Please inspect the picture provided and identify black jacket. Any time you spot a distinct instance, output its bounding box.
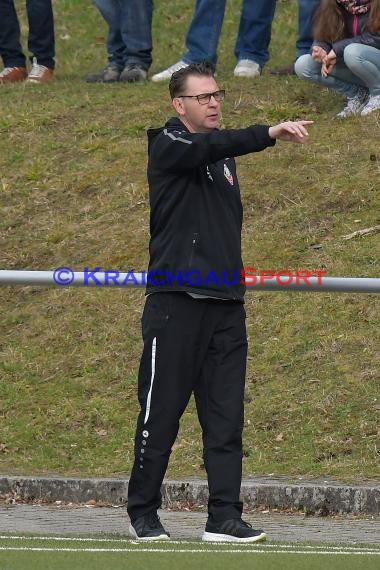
[146,117,275,301]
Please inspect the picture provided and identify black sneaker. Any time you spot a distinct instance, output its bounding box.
[270,63,295,76]
[119,64,147,83]
[85,62,121,83]
[129,512,170,541]
[202,518,266,543]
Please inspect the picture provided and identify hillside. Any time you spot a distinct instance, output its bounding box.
[0,0,379,481]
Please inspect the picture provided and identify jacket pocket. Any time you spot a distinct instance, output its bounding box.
[142,295,171,337]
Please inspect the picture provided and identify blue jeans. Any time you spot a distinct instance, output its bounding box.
[296,0,320,58]
[295,44,380,98]
[183,0,276,68]
[95,0,153,70]
[0,0,55,68]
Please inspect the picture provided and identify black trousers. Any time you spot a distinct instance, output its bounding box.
[127,292,247,523]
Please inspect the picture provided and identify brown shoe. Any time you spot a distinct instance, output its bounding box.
[26,57,54,83]
[0,66,28,84]
[270,64,295,76]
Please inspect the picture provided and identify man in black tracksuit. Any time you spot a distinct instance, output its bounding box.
[127,62,312,542]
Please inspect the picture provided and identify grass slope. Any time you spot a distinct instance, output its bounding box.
[0,0,379,481]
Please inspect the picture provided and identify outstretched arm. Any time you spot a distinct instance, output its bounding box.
[268,120,314,143]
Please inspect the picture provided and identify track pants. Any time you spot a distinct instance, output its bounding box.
[127,292,247,523]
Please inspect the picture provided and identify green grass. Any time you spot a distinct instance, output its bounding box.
[0,537,379,570]
[0,0,379,482]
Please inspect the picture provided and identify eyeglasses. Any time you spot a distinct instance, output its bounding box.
[178,90,225,105]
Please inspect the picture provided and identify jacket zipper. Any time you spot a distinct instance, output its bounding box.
[188,232,199,267]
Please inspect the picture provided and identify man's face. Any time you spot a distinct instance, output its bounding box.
[172,74,222,133]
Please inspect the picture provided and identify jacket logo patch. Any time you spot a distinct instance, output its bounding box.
[224,163,234,186]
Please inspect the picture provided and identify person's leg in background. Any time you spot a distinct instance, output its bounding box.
[26,0,55,83]
[86,0,125,83]
[118,0,153,82]
[234,0,276,78]
[271,0,320,76]
[151,0,226,82]
[183,0,226,66]
[342,43,380,116]
[296,0,320,58]
[0,0,28,83]
[294,52,369,118]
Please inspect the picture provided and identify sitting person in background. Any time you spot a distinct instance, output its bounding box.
[86,0,153,83]
[0,0,55,84]
[295,0,380,117]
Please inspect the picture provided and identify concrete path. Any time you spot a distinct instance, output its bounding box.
[1,504,379,545]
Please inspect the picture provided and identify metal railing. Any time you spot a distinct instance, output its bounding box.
[0,270,379,293]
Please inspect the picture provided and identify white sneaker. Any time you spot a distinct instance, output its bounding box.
[26,57,54,83]
[234,59,261,78]
[361,94,380,116]
[151,60,188,82]
[336,87,369,118]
